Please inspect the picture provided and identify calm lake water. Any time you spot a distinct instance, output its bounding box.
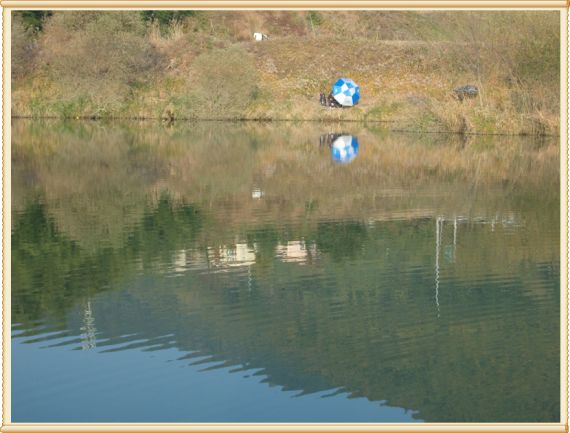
[11,120,560,422]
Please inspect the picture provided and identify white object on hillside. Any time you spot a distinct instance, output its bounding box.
[253,32,269,41]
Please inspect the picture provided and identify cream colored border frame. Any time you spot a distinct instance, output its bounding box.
[0,2,567,432]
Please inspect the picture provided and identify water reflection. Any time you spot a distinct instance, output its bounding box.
[319,132,359,164]
[79,300,97,350]
[331,135,359,164]
[11,120,560,422]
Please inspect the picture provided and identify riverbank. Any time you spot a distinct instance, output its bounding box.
[12,11,560,136]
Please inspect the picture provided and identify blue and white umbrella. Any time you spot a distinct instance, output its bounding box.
[332,78,360,107]
[331,135,359,164]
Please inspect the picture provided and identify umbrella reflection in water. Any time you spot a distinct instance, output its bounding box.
[331,135,359,164]
[319,133,359,164]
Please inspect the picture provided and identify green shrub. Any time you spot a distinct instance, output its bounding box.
[306,11,324,28]
[13,11,52,31]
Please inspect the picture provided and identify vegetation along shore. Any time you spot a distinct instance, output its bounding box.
[12,11,560,135]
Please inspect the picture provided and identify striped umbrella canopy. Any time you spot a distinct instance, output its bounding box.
[331,135,359,164]
[332,78,360,107]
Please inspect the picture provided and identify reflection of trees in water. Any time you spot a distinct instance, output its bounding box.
[12,120,559,245]
[316,221,368,261]
[14,197,556,323]
[11,196,560,422]
[11,121,560,422]
[12,197,204,328]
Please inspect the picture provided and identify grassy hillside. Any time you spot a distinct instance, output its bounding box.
[11,11,560,135]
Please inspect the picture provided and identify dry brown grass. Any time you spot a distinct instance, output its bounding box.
[11,11,560,135]
[11,16,38,80]
[35,12,161,113]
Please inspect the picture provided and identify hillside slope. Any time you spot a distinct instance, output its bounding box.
[11,11,560,135]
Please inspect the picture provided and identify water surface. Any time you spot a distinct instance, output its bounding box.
[11,120,560,422]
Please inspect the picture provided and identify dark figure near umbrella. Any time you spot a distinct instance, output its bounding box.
[454,85,479,101]
[319,132,347,147]
[328,93,342,107]
[320,92,342,108]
